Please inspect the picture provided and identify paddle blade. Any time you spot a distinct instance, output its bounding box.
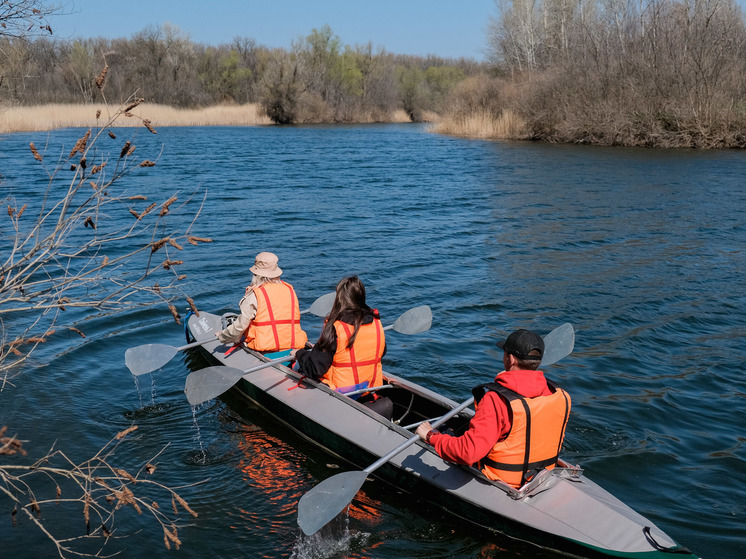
[297,470,368,536]
[184,366,246,406]
[306,292,335,317]
[541,323,575,367]
[125,344,179,376]
[389,305,432,335]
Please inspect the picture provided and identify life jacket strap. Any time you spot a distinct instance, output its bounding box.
[480,455,559,472]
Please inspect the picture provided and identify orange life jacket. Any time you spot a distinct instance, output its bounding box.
[473,380,571,488]
[321,315,385,392]
[244,281,308,352]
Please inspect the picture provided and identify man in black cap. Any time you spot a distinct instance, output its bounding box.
[417,329,571,488]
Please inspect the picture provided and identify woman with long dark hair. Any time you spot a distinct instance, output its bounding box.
[293,276,386,393]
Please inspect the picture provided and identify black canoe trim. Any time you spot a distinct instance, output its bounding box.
[643,527,694,554]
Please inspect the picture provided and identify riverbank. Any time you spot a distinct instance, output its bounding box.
[0,103,272,133]
[0,103,421,133]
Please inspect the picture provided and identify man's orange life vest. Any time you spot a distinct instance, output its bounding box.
[472,380,571,488]
[321,316,385,392]
[244,281,308,352]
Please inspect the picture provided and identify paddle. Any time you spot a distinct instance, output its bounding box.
[183,305,434,407]
[296,323,575,536]
[383,305,431,334]
[124,291,336,376]
[184,354,296,406]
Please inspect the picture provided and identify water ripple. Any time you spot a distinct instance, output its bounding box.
[3,125,745,558]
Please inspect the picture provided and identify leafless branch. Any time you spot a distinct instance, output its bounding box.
[0,425,200,557]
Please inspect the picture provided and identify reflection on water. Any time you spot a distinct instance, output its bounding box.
[2,124,744,558]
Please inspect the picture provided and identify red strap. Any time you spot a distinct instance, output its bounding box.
[287,282,296,350]
[341,322,361,385]
[224,344,241,357]
[288,374,306,390]
[372,318,382,386]
[257,285,280,352]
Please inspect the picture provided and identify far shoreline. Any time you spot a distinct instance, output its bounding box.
[0,102,425,134]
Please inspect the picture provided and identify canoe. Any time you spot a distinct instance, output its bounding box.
[184,310,697,559]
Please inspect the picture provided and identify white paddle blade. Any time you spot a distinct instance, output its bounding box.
[306,292,336,317]
[389,305,432,335]
[297,470,368,536]
[184,366,246,406]
[125,344,178,376]
[541,323,575,367]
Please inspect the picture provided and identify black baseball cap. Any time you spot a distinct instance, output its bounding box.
[497,329,544,361]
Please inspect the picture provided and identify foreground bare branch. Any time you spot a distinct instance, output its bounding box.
[1,82,212,381]
[1,425,199,558]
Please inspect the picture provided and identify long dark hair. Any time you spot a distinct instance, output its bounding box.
[315,276,369,352]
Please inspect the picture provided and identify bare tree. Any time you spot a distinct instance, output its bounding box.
[489,0,545,73]
[260,48,300,124]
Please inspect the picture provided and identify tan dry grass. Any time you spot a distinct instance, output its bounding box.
[430,109,528,140]
[390,109,412,123]
[0,103,272,133]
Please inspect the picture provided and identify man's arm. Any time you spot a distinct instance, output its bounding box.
[419,392,506,466]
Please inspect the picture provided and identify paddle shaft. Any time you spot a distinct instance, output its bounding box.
[235,353,295,376]
[363,396,475,475]
[401,416,444,430]
[176,336,217,352]
[340,384,391,398]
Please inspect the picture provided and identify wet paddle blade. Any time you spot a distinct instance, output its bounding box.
[184,366,246,406]
[297,470,368,536]
[541,323,575,367]
[125,344,179,376]
[388,305,432,335]
[306,292,335,317]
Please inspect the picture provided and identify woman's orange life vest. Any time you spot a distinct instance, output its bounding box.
[472,380,571,488]
[244,281,308,352]
[321,315,385,392]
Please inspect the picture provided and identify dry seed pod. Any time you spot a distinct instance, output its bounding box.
[95,65,108,89]
[29,142,42,161]
[187,236,213,245]
[119,141,131,159]
[169,304,182,324]
[124,98,144,112]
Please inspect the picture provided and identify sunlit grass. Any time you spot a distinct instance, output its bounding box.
[430,109,527,140]
[0,103,273,133]
[0,103,448,133]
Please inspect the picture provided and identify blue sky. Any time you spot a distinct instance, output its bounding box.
[52,0,497,61]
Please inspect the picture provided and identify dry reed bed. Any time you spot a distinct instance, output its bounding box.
[430,109,527,140]
[0,103,273,133]
[1,104,435,134]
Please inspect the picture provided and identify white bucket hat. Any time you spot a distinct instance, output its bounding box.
[250,252,282,278]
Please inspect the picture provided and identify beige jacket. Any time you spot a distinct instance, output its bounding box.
[217,288,258,344]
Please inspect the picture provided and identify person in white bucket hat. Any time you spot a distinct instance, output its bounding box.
[217,252,307,352]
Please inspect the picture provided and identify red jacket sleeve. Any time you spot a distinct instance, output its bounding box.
[430,392,509,466]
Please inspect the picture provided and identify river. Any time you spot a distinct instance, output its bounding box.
[1,123,744,558]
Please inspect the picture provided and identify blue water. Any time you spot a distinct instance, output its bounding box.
[1,124,745,558]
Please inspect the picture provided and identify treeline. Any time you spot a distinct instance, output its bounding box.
[0,23,484,124]
[438,0,746,148]
[4,1,745,148]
